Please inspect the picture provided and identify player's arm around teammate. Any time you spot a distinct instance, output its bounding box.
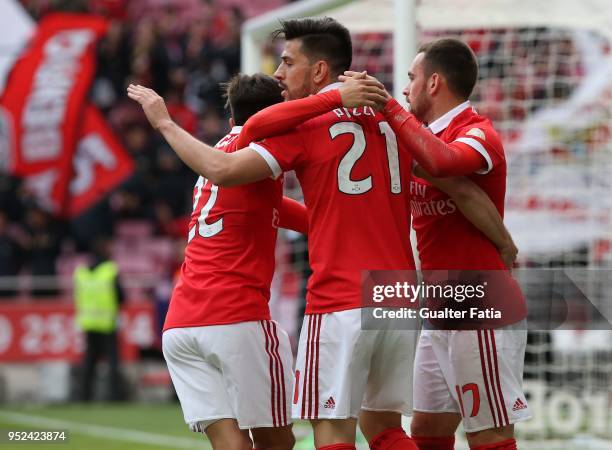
[338,74,518,268]
[413,166,518,268]
[127,76,386,187]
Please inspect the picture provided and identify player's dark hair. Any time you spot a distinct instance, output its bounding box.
[418,38,478,100]
[222,73,283,126]
[273,17,352,76]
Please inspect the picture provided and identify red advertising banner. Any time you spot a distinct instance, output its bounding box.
[68,106,134,217]
[0,13,132,217]
[0,301,155,363]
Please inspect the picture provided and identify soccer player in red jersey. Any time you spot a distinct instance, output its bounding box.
[129,20,519,450]
[150,74,310,450]
[343,39,531,450]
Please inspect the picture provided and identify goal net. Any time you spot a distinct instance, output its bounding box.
[243,0,612,447]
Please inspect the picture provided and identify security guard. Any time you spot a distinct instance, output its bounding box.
[74,236,124,401]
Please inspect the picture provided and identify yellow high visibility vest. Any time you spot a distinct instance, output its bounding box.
[74,261,119,333]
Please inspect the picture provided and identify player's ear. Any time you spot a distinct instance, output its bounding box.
[313,60,329,85]
[428,72,442,95]
[229,117,235,128]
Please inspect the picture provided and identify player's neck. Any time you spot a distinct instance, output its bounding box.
[313,77,337,95]
[426,96,465,125]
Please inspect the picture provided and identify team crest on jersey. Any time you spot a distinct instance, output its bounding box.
[466,128,486,140]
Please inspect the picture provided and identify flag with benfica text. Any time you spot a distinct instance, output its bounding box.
[0,13,133,217]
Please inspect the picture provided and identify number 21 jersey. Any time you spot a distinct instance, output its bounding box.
[250,84,415,315]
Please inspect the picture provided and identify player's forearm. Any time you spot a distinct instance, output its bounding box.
[278,197,308,235]
[427,172,514,253]
[157,121,231,185]
[236,90,342,148]
[382,98,482,177]
[454,190,513,252]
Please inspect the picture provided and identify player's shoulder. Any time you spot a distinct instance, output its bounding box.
[214,131,241,153]
[453,109,502,148]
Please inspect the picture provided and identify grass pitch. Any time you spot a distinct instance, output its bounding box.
[2,403,608,450]
[0,403,209,450]
[0,403,334,450]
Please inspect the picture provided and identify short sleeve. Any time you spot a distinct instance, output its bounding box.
[248,129,308,178]
[452,125,504,175]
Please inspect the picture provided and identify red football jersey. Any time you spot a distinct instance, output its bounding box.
[411,102,526,326]
[250,83,416,315]
[410,102,508,270]
[163,126,283,330]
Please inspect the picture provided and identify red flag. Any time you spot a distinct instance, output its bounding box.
[68,105,134,217]
[0,14,116,216]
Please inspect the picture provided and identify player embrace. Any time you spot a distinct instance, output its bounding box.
[343,38,531,450]
[130,17,528,450]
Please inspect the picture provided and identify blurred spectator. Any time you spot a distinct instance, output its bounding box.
[153,200,189,238]
[198,108,227,143]
[131,18,170,94]
[23,207,62,297]
[93,20,131,110]
[73,236,125,401]
[0,212,25,298]
[0,175,24,222]
[152,146,194,217]
[165,70,198,134]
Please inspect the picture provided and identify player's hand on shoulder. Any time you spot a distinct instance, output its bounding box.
[338,70,390,110]
[127,84,173,131]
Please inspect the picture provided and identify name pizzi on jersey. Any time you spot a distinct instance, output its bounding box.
[332,106,376,118]
[409,179,457,217]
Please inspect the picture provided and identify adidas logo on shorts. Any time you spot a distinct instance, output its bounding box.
[512,398,528,411]
[324,397,336,409]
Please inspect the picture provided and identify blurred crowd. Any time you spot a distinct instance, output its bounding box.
[0,1,586,299]
[0,0,290,297]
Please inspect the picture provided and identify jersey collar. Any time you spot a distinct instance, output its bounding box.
[318,82,343,94]
[427,101,472,135]
[230,126,243,134]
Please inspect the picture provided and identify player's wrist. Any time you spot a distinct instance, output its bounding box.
[382,98,412,128]
[325,88,343,107]
[381,97,402,116]
[156,118,175,133]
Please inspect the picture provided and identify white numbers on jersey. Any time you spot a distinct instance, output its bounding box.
[378,121,402,194]
[188,176,223,242]
[331,121,402,195]
[332,122,372,194]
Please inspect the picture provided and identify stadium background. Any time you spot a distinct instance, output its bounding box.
[0,0,611,448]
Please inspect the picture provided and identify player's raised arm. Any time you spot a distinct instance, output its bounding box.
[414,165,518,268]
[127,84,271,187]
[236,75,388,148]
